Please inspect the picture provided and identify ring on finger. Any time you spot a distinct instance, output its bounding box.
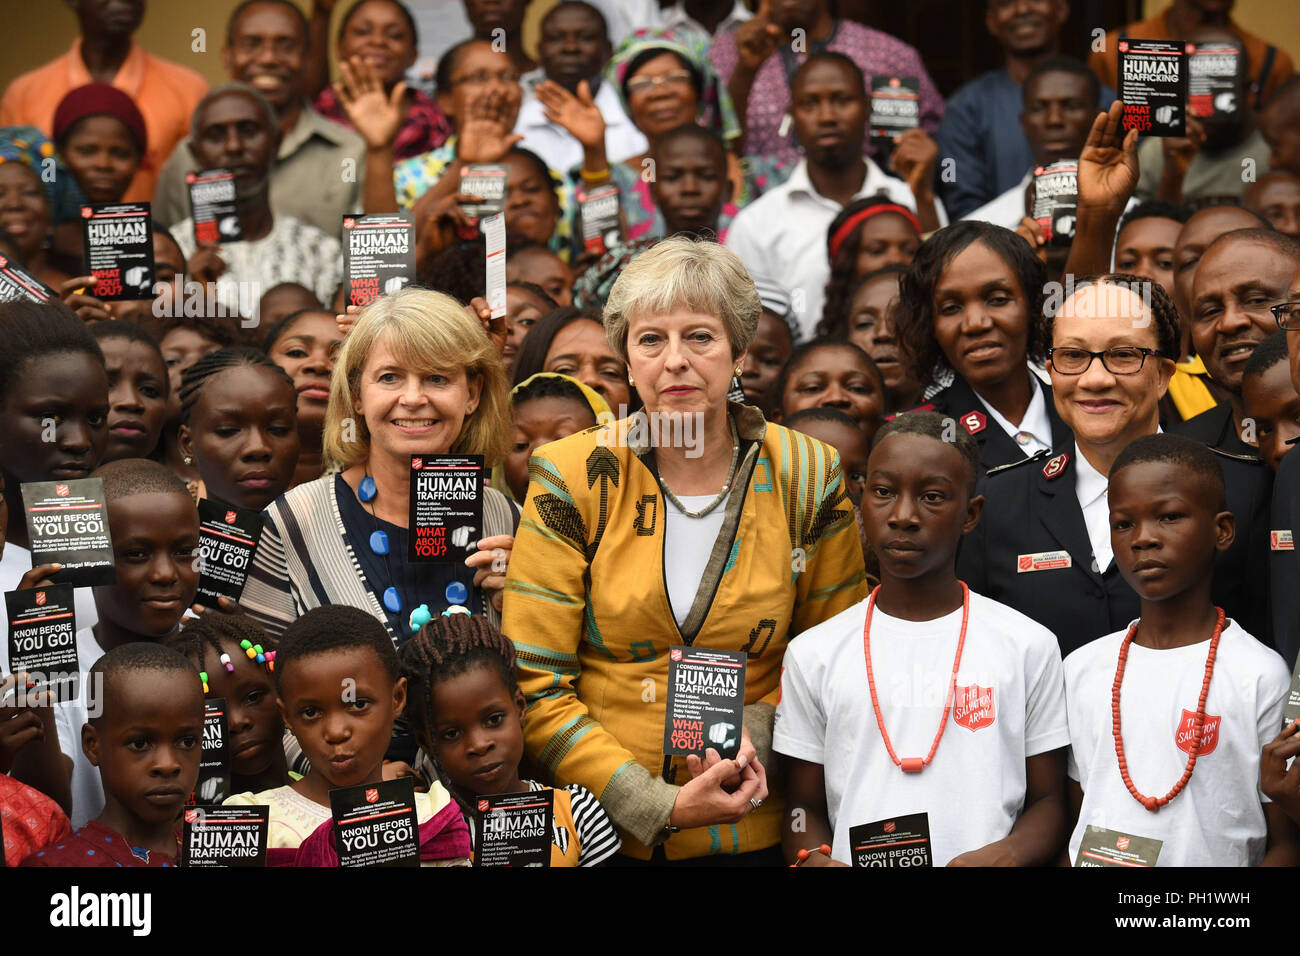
[749,797,763,811]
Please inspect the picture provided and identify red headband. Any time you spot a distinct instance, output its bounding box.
[828,203,921,261]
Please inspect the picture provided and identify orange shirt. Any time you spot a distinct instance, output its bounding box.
[0,39,209,203]
[1089,8,1294,109]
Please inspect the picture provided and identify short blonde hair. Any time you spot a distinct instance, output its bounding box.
[603,236,760,362]
[322,288,511,469]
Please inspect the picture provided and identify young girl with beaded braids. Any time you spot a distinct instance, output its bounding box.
[176,348,301,511]
[164,612,296,796]
[399,613,621,866]
[1064,435,1298,866]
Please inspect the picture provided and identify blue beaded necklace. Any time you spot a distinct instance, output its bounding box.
[358,473,471,622]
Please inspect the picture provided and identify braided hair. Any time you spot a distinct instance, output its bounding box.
[398,614,520,772]
[163,611,277,674]
[177,346,295,425]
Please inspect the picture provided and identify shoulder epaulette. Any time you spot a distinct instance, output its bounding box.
[985,448,1050,477]
[1210,446,1264,465]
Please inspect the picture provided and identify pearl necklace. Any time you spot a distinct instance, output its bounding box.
[657,416,740,519]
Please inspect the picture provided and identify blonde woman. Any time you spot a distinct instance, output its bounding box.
[242,288,516,643]
[502,237,869,865]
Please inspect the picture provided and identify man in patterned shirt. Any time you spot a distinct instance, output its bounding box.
[170,84,343,325]
[710,0,942,168]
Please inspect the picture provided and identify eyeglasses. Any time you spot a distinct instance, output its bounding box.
[1272,301,1300,331]
[1047,346,1161,375]
[626,71,692,96]
[451,69,521,88]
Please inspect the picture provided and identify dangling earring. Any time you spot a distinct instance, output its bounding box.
[184,456,193,466]
[734,367,743,376]
[628,374,635,386]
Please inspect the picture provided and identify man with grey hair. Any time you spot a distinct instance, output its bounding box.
[150,0,365,235]
[170,82,343,323]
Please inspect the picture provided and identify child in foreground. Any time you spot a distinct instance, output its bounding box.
[22,643,204,867]
[1065,434,1298,866]
[775,411,1069,866]
[224,605,470,866]
[399,613,620,866]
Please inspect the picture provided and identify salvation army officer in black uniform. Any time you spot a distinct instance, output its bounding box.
[958,274,1270,657]
[895,221,1073,473]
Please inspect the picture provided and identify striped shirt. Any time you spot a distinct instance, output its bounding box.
[241,473,517,644]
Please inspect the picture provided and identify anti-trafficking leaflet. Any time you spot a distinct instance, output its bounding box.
[475,790,554,867]
[80,201,155,300]
[1118,39,1188,137]
[408,455,484,563]
[5,582,78,702]
[343,213,415,307]
[196,498,263,604]
[663,646,746,760]
[21,478,116,587]
[182,805,268,867]
[850,812,932,867]
[329,777,420,867]
[186,169,243,245]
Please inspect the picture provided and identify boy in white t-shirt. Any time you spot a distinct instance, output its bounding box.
[1065,434,1298,866]
[775,411,1070,867]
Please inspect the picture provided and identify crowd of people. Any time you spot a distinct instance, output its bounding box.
[2,0,1300,870]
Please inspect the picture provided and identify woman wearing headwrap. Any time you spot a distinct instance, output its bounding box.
[47,84,148,276]
[0,127,77,289]
[534,28,791,253]
[52,84,147,208]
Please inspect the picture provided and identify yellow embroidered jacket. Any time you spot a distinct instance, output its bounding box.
[501,404,868,860]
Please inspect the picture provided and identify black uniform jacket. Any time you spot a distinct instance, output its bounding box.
[907,374,1074,474]
[1171,401,1257,457]
[1269,446,1298,669]
[957,444,1272,658]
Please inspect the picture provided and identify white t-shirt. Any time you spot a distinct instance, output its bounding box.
[774,591,1069,865]
[0,542,98,675]
[52,626,107,829]
[663,491,729,628]
[1065,619,1290,867]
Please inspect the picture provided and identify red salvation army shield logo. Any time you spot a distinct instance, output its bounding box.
[670,648,682,661]
[1018,555,1033,571]
[952,685,996,731]
[477,799,490,812]
[225,511,237,524]
[34,591,46,606]
[1175,709,1220,756]
[883,821,897,834]
[411,458,423,470]
[1116,836,1130,850]
[55,484,70,497]
[344,217,355,229]
[365,788,379,803]
[961,410,986,434]
[185,809,200,823]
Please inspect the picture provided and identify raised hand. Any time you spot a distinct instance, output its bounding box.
[338,55,407,150]
[1077,100,1140,214]
[459,89,524,164]
[58,275,113,322]
[534,79,606,149]
[890,129,939,198]
[734,0,782,73]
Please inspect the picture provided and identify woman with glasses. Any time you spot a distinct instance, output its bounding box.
[894,221,1073,473]
[533,28,791,252]
[387,40,591,259]
[956,274,1271,657]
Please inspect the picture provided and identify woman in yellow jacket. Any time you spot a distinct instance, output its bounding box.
[501,238,869,865]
